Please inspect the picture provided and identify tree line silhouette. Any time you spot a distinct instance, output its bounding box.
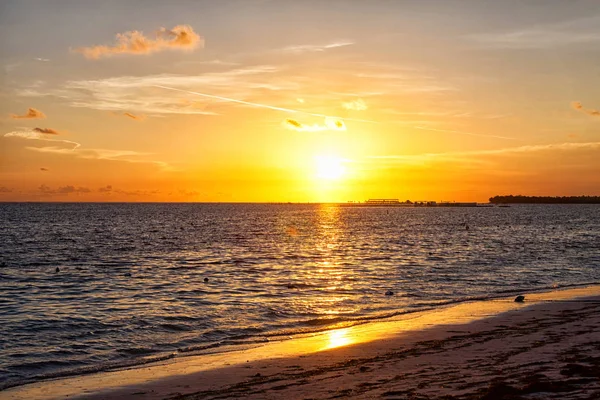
[489,195,600,204]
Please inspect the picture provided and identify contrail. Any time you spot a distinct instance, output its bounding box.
[152,84,378,124]
[153,85,517,140]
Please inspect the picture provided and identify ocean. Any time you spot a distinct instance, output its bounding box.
[1,203,599,389]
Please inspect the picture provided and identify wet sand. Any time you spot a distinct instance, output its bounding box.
[2,286,600,400]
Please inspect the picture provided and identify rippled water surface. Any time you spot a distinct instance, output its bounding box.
[1,203,599,388]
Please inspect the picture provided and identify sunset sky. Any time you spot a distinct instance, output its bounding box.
[1,0,599,202]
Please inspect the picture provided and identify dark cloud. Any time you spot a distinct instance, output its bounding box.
[98,185,113,193]
[123,112,146,121]
[33,127,61,135]
[179,189,202,197]
[0,186,13,193]
[38,184,91,195]
[57,185,91,194]
[285,118,303,129]
[114,188,160,196]
[38,184,53,193]
[40,167,49,171]
[11,108,46,119]
[282,117,346,132]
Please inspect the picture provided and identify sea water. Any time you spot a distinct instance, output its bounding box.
[1,203,599,388]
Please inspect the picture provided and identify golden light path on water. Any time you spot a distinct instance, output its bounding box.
[323,328,354,350]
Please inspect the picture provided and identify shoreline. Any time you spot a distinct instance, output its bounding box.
[4,282,597,392]
[2,285,600,400]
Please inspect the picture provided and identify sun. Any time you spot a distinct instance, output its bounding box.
[314,155,346,180]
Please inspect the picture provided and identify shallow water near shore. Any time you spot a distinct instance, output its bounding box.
[1,203,599,389]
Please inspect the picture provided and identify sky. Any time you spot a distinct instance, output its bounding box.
[1,0,599,202]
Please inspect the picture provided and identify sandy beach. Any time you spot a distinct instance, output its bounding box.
[2,285,599,400]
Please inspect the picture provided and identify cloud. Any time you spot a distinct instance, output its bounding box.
[4,130,80,148]
[283,117,346,132]
[179,189,203,197]
[58,185,91,194]
[113,188,160,196]
[74,25,203,59]
[572,101,600,117]
[98,185,113,193]
[342,98,368,111]
[155,85,374,123]
[123,112,146,121]
[468,28,600,49]
[0,187,13,193]
[34,57,50,62]
[369,141,600,165]
[11,108,46,119]
[413,126,517,141]
[19,66,289,116]
[33,127,60,135]
[325,117,346,130]
[40,167,49,171]
[4,129,172,170]
[467,15,600,49]
[38,184,91,195]
[281,41,354,53]
[27,146,174,171]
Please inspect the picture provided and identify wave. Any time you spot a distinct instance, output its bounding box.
[2,280,597,392]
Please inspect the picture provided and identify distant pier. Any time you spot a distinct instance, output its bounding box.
[340,199,483,207]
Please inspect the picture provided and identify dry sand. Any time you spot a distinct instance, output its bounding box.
[2,286,599,400]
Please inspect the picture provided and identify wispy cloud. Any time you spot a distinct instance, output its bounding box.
[283,117,346,132]
[468,16,600,49]
[4,130,80,148]
[33,127,60,135]
[369,142,600,165]
[4,129,172,170]
[0,187,13,193]
[34,57,50,62]
[342,98,367,111]
[413,126,517,141]
[19,66,290,116]
[281,41,354,53]
[73,25,203,59]
[572,101,600,117]
[470,30,600,49]
[40,167,49,172]
[10,108,46,119]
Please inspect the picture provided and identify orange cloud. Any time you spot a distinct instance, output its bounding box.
[74,25,203,59]
[40,167,49,172]
[572,101,600,117]
[123,112,146,121]
[11,108,46,119]
[33,127,60,135]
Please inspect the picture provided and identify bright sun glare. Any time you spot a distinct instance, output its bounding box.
[314,155,346,180]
